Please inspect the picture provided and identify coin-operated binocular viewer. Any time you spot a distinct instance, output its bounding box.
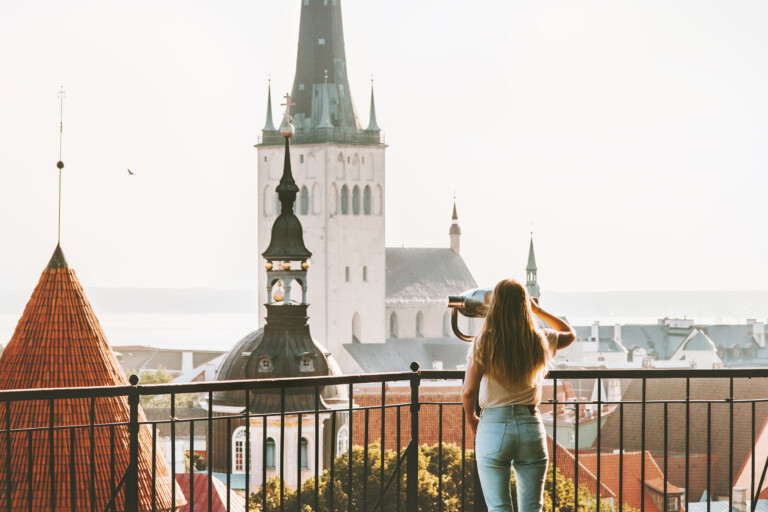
[446,288,492,341]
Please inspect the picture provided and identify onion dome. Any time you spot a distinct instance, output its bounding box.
[215,325,346,412]
[0,245,184,511]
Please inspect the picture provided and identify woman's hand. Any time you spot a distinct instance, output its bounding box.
[466,412,480,436]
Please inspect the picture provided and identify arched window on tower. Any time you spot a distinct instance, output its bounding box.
[345,266,350,282]
[362,266,368,282]
[300,438,309,469]
[300,186,309,215]
[416,311,424,338]
[266,438,276,469]
[233,427,246,473]
[352,312,361,343]
[389,312,398,339]
[329,183,338,215]
[363,186,371,215]
[341,185,349,214]
[375,185,383,215]
[352,186,361,215]
[337,153,345,179]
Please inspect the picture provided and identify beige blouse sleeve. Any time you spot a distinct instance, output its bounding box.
[542,328,559,356]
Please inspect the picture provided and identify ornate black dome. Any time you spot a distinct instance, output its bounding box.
[215,324,346,411]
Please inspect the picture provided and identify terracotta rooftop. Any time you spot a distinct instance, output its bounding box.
[0,245,184,511]
[579,451,676,512]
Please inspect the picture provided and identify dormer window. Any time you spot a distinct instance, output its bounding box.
[258,356,274,373]
[300,355,315,373]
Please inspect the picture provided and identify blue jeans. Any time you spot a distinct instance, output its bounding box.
[475,405,548,512]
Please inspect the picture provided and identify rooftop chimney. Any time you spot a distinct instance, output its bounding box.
[591,321,600,341]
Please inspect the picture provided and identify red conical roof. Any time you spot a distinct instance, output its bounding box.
[0,245,184,511]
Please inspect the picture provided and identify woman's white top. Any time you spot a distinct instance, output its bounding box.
[469,329,559,408]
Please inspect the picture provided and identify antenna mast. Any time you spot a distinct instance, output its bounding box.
[57,87,65,244]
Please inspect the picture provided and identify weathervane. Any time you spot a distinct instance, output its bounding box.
[57,86,66,245]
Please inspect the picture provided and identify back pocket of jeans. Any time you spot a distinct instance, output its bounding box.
[518,419,547,460]
[476,422,506,456]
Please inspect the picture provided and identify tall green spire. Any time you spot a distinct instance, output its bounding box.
[366,83,380,132]
[263,80,276,132]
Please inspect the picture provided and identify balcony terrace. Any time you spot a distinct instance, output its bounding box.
[0,367,766,512]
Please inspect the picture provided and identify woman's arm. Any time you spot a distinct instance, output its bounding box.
[531,300,576,350]
[462,354,483,435]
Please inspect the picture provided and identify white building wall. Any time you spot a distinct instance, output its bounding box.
[258,143,386,373]
[246,415,326,492]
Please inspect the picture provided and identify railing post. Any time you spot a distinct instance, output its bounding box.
[407,362,420,512]
[126,374,140,512]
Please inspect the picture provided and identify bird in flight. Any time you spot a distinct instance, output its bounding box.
[127,168,134,175]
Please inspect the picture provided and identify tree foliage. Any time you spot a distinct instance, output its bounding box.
[249,442,631,512]
[124,365,200,407]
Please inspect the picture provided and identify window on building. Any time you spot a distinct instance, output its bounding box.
[300,438,309,469]
[329,183,338,214]
[389,312,398,339]
[352,186,360,215]
[352,313,361,343]
[375,185,383,215]
[667,497,679,512]
[233,427,246,473]
[300,186,309,215]
[299,154,304,163]
[336,426,349,455]
[341,185,349,214]
[362,266,368,282]
[345,266,350,282]
[416,311,424,337]
[363,186,371,215]
[266,438,276,468]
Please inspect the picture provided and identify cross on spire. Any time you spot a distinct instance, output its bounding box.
[281,93,295,112]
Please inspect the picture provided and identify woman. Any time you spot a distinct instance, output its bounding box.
[462,279,575,512]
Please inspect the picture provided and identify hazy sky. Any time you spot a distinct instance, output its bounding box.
[2,1,768,293]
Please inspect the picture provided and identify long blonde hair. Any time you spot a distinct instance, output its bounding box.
[474,279,551,388]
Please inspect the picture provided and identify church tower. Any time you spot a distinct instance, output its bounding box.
[526,235,541,301]
[449,199,461,254]
[257,0,386,372]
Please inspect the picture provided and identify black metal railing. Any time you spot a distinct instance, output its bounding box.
[0,367,767,512]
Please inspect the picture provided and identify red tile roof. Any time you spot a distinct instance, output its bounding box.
[579,451,680,512]
[352,384,614,498]
[0,246,184,511]
[597,377,768,497]
[175,473,245,512]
